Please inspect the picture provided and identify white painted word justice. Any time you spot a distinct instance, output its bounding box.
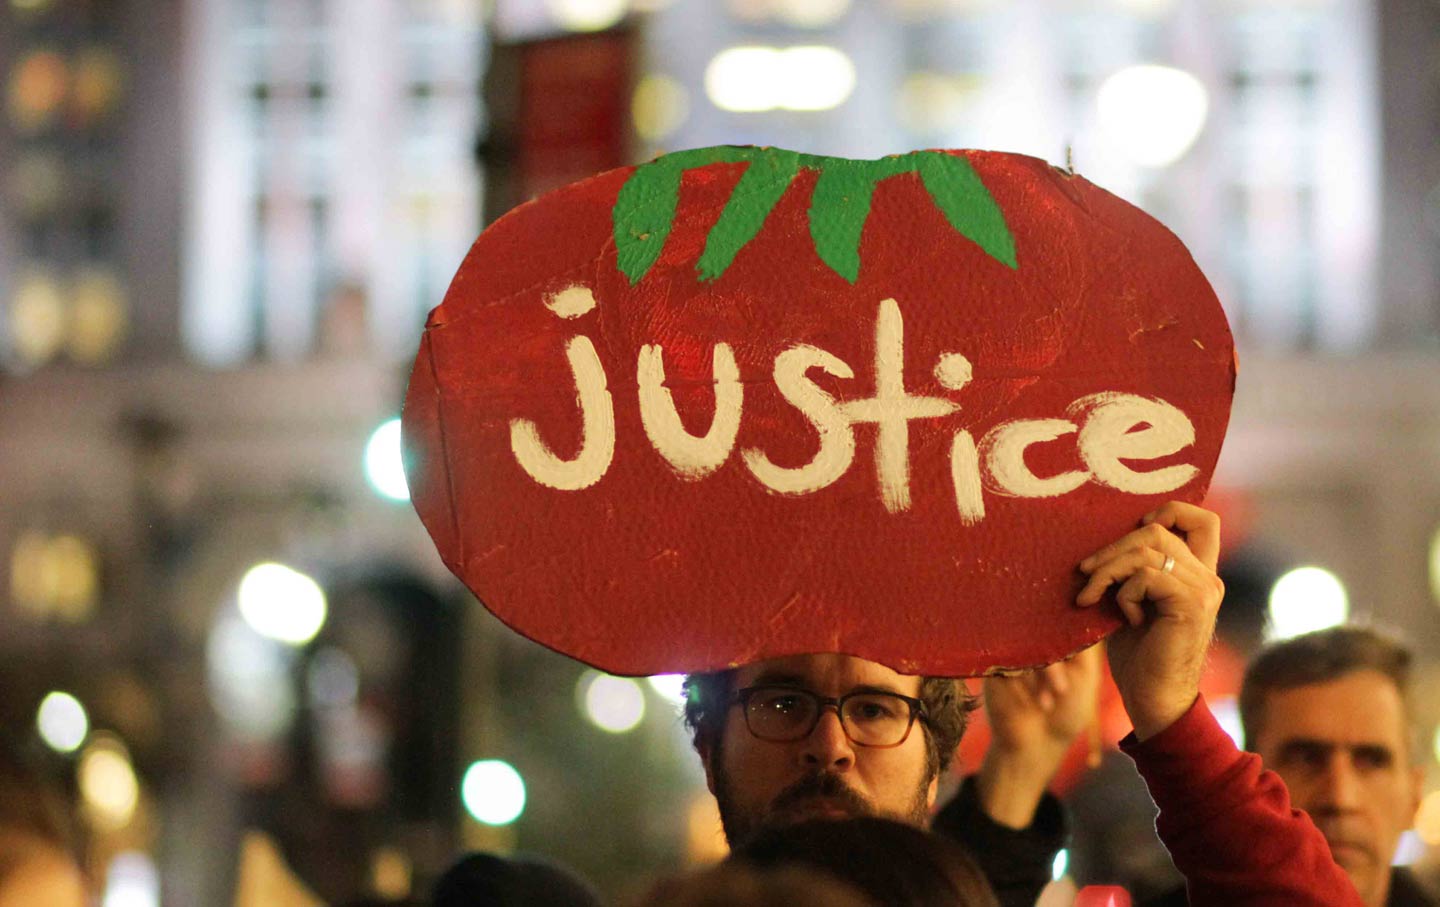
[508,284,1199,523]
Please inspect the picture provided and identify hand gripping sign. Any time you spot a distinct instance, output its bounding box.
[402,147,1235,677]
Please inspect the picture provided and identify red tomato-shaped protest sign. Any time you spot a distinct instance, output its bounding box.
[403,147,1235,677]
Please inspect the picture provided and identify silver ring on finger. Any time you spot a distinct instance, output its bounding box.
[1160,554,1176,575]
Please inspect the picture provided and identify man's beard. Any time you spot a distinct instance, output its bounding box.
[712,761,933,847]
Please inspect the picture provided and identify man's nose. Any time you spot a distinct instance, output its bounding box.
[799,706,855,770]
[1316,754,1361,810]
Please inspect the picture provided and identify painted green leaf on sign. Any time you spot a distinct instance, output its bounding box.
[696,149,800,282]
[916,152,1018,270]
[808,160,879,285]
[612,147,1018,286]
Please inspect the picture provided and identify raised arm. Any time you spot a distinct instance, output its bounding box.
[1078,502,1363,907]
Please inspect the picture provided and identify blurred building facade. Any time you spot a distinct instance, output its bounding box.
[2,0,1439,903]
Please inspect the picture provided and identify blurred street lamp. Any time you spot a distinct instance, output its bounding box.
[579,671,645,733]
[238,562,327,645]
[462,759,526,826]
[37,690,89,753]
[365,418,410,502]
[78,733,140,832]
[705,45,855,113]
[1097,64,1209,168]
[1266,566,1348,641]
[547,0,627,31]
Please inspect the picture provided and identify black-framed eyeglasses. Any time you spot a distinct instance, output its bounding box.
[730,685,929,748]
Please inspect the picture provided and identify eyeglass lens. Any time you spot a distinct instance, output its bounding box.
[744,687,914,746]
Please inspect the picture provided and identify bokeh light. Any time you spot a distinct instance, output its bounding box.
[10,270,67,366]
[461,759,526,826]
[647,673,687,706]
[206,614,297,739]
[71,46,124,124]
[78,733,140,831]
[547,0,627,31]
[1052,848,1069,881]
[69,267,129,365]
[1096,64,1209,168]
[1415,790,1440,846]
[579,671,646,733]
[37,690,89,753]
[102,851,159,907]
[775,0,850,27]
[46,534,100,620]
[705,45,855,113]
[705,46,776,112]
[364,419,410,501]
[238,562,327,645]
[7,49,67,131]
[10,530,100,623]
[632,73,689,142]
[1266,566,1349,642]
[780,46,856,111]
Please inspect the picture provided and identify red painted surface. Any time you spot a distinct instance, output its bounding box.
[403,149,1235,676]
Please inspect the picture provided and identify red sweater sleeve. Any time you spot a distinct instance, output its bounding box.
[1119,696,1364,907]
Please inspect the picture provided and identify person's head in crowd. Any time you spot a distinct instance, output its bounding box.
[0,744,87,907]
[430,851,603,907]
[731,815,1000,907]
[635,862,872,907]
[684,654,976,846]
[1240,625,1424,907]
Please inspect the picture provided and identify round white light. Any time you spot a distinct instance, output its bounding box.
[1051,848,1069,881]
[579,671,646,733]
[103,851,160,907]
[1096,64,1209,168]
[706,46,780,113]
[1266,566,1349,642]
[365,418,410,502]
[79,734,140,831]
[461,759,526,826]
[238,562,327,645]
[776,46,855,111]
[647,673,688,706]
[37,691,89,753]
[547,0,627,31]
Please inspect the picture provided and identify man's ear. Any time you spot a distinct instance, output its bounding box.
[1409,764,1425,816]
[926,771,939,810]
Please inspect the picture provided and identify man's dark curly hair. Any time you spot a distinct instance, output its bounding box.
[682,669,976,779]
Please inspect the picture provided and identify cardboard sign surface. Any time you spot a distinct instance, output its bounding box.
[403,147,1235,677]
